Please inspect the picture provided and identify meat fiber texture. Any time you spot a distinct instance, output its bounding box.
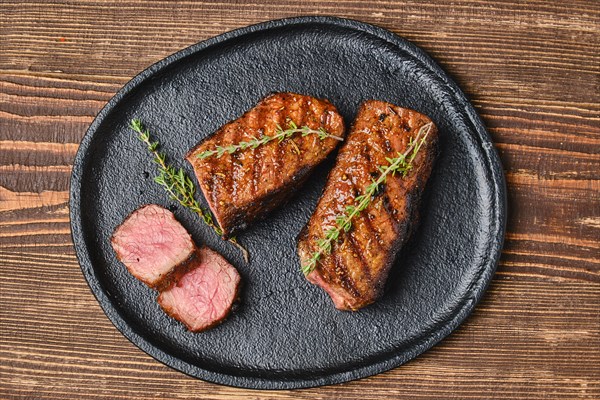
[158,247,241,332]
[297,100,439,311]
[186,92,345,238]
[111,204,195,288]
[111,204,240,332]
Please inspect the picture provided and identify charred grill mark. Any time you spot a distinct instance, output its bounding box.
[281,98,306,175]
[373,182,386,198]
[366,122,400,238]
[297,96,311,166]
[359,204,385,252]
[362,144,371,163]
[251,104,268,197]
[301,101,316,162]
[384,139,393,153]
[279,98,295,182]
[236,112,257,204]
[384,105,400,128]
[221,127,235,207]
[331,248,360,299]
[369,120,393,159]
[347,233,373,286]
[316,103,327,156]
[347,172,386,255]
[272,100,286,188]
[230,122,243,204]
[380,194,399,235]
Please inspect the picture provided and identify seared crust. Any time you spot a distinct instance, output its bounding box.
[186,92,345,238]
[297,100,439,311]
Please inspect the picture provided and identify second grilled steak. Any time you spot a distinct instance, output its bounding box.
[186,93,345,238]
[297,100,439,311]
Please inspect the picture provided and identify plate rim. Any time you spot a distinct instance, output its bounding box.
[69,15,507,389]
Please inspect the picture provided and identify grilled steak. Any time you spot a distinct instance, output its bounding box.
[186,92,345,238]
[297,100,439,311]
[158,247,241,332]
[111,204,195,288]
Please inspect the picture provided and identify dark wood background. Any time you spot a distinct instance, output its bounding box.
[1,1,598,398]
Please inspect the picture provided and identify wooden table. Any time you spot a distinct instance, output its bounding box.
[1,1,598,398]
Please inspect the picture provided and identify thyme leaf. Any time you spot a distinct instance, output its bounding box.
[301,122,433,275]
[130,119,249,262]
[197,120,343,160]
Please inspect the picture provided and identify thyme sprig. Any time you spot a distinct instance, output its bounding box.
[301,122,433,275]
[130,119,249,262]
[197,120,343,160]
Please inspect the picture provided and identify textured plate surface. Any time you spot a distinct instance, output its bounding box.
[70,16,506,389]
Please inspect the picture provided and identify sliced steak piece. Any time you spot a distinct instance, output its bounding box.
[297,100,439,311]
[157,247,241,332]
[186,92,345,238]
[111,204,195,288]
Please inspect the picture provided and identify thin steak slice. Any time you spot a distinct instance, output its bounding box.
[186,92,345,238]
[157,247,241,332]
[111,204,195,288]
[297,100,439,311]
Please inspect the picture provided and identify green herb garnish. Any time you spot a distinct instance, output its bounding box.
[301,122,433,275]
[196,120,343,160]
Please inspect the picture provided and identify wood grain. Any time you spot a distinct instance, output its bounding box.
[1,1,599,399]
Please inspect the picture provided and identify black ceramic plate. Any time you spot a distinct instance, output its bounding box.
[70,16,506,389]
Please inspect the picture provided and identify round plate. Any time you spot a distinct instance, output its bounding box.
[70,16,506,389]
